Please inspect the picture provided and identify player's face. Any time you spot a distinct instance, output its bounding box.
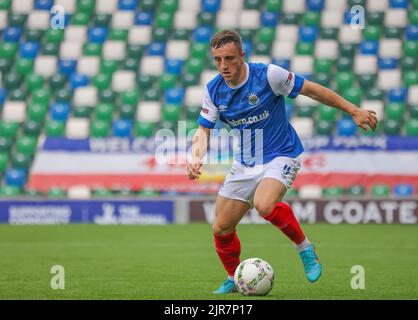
[211,42,246,86]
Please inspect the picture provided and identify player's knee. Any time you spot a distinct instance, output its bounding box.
[254,201,275,217]
[212,222,234,236]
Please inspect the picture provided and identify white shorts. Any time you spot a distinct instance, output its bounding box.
[218,156,301,207]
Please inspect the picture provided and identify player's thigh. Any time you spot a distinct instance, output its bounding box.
[253,178,287,216]
[213,195,250,236]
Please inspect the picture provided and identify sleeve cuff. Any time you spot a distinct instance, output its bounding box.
[198,115,216,129]
[288,74,305,99]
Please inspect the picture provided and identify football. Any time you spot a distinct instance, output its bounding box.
[234,258,274,296]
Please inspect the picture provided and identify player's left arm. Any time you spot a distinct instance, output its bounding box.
[299,80,378,132]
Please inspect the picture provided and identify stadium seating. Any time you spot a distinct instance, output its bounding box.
[0,0,417,197]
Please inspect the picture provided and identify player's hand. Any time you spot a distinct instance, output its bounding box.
[186,158,203,180]
[352,108,378,132]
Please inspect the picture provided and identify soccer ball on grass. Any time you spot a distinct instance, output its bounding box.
[234,258,274,296]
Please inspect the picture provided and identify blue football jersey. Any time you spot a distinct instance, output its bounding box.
[198,63,305,166]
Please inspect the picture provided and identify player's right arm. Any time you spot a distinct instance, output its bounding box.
[186,126,210,180]
[186,86,219,180]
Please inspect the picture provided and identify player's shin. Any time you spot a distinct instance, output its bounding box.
[263,202,310,249]
[214,230,241,277]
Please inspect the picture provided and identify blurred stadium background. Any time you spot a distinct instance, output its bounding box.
[0,0,417,300]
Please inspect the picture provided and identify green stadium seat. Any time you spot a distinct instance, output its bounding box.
[121,58,138,71]
[185,58,205,75]
[0,0,11,10]
[159,120,176,131]
[135,122,154,137]
[126,44,143,60]
[95,103,114,121]
[343,87,362,106]
[296,106,316,118]
[182,73,200,87]
[159,73,177,90]
[336,56,353,72]
[386,103,405,121]
[0,121,19,138]
[316,120,333,135]
[23,120,42,136]
[141,0,158,11]
[0,186,21,197]
[366,87,384,100]
[84,43,102,56]
[71,12,90,25]
[9,88,28,101]
[31,88,51,105]
[0,42,18,60]
[383,119,401,136]
[152,27,170,42]
[303,12,320,26]
[406,119,418,136]
[339,43,356,58]
[199,12,216,27]
[8,13,26,28]
[25,30,44,42]
[0,153,8,173]
[296,42,314,55]
[4,72,23,90]
[119,104,136,120]
[336,72,354,92]
[257,27,275,44]
[172,29,191,40]
[163,104,181,122]
[155,12,174,29]
[323,186,345,198]
[404,71,418,87]
[255,42,271,55]
[47,187,67,198]
[347,185,366,196]
[15,58,34,76]
[318,104,337,121]
[0,137,13,153]
[42,43,60,56]
[100,59,118,75]
[144,88,160,101]
[93,14,111,27]
[16,136,37,156]
[314,59,333,73]
[186,105,201,119]
[49,73,67,90]
[410,10,418,25]
[313,73,331,86]
[384,27,402,39]
[25,73,44,92]
[92,187,113,197]
[137,74,155,90]
[366,12,384,26]
[282,13,300,25]
[90,120,110,137]
[92,73,111,90]
[358,74,376,89]
[99,89,116,103]
[0,58,11,73]
[27,103,47,122]
[11,153,31,170]
[109,29,128,41]
[320,28,338,40]
[45,29,64,44]
[363,25,381,41]
[403,41,418,57]
[409,104,418,118]
[371,184,390,197]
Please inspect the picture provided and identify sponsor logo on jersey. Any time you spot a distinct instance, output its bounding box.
[202,108,209,114]
[227,110,270,127]
[219,105,228,112]
[285,73,293,86]
[248,92,259,106]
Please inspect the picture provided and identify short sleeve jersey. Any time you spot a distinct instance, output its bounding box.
[198,63,305,166]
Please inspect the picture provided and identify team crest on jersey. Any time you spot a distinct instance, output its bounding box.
[219,105,228,112]
[248,92,259,106]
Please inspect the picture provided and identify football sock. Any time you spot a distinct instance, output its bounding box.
[214,230,241,277]
[294,237,312,253]
[263,202,306,245]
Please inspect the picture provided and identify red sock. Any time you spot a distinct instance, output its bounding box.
[214,230,241,277]
[263,202,305,245]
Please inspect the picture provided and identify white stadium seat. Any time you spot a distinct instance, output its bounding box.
[221,0,243,10]
[200,70,219,86]
[272,41,295,59]
[166,40,190,60]
[216,10,239,29]
[367,0,388,12]
[377,70,402,90]
[64,26,87,42]
[111,11,135,29]
[12,0,33,13]
[384,9,408,28]
[111,71,136,92]
[128,26,152,45]
[77,56,100,77]
[407,85,418,105]
[249,55,271,65]
[60,41,83,59]
[185,86,204,106]
[314,40,339,60]
[68,185,91,199]
[66,118,90,139]
[299,185,323,199]
[239,10,260,29]
[325,0,347,10]
[73,86,98,107]
[174,11,198,30]
[354,55,377,75]
[2,101,26,123]
[291,56,313,74]
[361,100,384,121]
[275,25,299,42]
[27,11,50,30]
[321,10,344,28]
[283,0,305,13]
[136,102,162,123]
[379,39,402,59]
[34,56,57,77]
[103,41,126,60]
[140,56,164,76]
[55,0,77,14]
[179,0,201,12]
[95,0,118,14]
[339,25,362,44]
[0,11,8,30]
[291,118,314,138]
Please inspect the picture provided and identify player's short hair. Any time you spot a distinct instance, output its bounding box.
[210,30,243,54]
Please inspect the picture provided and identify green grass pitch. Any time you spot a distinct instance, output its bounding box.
[0,223,417,300]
